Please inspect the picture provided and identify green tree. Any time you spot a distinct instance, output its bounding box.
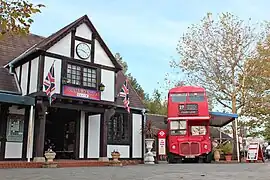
[144,89,167,115]
[0,0,45,37]
[170,12,268,158]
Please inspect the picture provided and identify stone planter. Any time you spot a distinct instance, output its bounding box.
[144,138,155,165]
[111,152,120,162]
[214,149,221,162]
[44,150,56,163]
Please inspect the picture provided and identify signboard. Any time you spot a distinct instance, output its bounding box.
[158,130,166,156]
[62,85,100,100]
[246,142,264,162]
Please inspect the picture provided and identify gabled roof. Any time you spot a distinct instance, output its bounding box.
[7,15,122,70]
[0,67,20,94]
[0,33,44,66]
[115,71,146,110]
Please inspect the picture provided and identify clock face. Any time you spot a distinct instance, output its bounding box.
[76,43,91,59]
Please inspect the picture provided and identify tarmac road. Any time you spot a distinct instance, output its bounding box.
[0,163,269,180]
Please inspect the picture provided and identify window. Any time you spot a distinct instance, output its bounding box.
[189,92,205,102]
[170,120,186,135]
[66,63,97,88]
[191,126,206,135]
[6,114,24,142]
[170,93,187,102]
[107,113,130,144]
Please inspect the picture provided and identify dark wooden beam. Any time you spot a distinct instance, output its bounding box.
[26,60,32,95]
[84,112,89,159]
[19,65,22,85]
[70,30,76,58]
[75,110,81,159]
[37,55,45,91]
[75,36,92,44]
[0,104,9,160]
[22,107,30,159]
[90,33,95,63]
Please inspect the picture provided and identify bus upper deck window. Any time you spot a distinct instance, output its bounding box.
[189,92,205,102]
[170,93,187,102]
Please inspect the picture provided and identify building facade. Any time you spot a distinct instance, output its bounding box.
[0,15,146,161]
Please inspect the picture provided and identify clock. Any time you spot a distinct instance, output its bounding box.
[76,43,91,59]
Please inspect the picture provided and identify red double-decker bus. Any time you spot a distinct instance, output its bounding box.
[165,86,212,163]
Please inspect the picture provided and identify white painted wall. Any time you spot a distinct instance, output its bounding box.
[100,69,115,102]
[47,33,71,57]
[132,113,143,158]
[29,57,39,94]
[43,57,62,94]
[5,142,22,158]
[15,66,20,81]
[75,23,92,40]
[20,62,29,95]
[107,145,129,158]
[88,114,100,158]
[79,111,85,158]
[94,40,115,67]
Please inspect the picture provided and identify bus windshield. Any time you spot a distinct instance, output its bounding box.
[190,126,206,135]
[170,93,187,102]
[170,120,186,135]
[189,92,205,102]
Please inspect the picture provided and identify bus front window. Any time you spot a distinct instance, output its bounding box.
[189,92,205,102]
[170,93,187,102]
[170,120,186,135]
[190,126,206,135]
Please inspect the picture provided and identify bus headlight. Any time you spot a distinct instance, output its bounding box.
[204,145,208,149]
[172,145,176,149]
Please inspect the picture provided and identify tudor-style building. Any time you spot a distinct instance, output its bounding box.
[0,15,146,161]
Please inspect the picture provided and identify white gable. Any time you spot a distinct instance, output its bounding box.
[94,39,115,68]
[76,23,92,39]
[47,33,71,57]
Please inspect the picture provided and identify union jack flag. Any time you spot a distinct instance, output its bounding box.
[119,78,130,113]
[43,62,56,105]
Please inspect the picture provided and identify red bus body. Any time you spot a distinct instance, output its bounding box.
[166,86,212,163]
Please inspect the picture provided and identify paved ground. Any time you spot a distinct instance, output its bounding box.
[0,163,269,180]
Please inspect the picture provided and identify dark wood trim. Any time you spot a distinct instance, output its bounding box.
[44,51,117,72]
[141,113,145,157]
[33,99,46,158]
[19,65,22,85]
[37,55,45,91]
[90,33,95,63]
[75,110,81,159]
[22,107,30,159]
[26,60,32,95]
[99,113,106,157]
[84,112,89,158]
[129,113,133,158]
[75,36,92,44]
[70,30,76,58]
[0,104,9,160]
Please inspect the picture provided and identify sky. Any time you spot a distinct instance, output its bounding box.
[30,0,270,99]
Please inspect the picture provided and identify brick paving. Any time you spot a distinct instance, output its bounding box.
[0,163,269,180]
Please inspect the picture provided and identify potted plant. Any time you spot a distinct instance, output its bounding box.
[141,120,158,152]
[111,150,120,162]
[222,142,233,161]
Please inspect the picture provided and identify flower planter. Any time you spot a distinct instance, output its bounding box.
[145,138,155,152]
[111,152,120,162]
[44,150,56,162]
[225,154,232,162]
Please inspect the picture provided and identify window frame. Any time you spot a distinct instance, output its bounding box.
[6,114,24,142]
[63,60,99,90]
[170,120,187,136]
[107,112,131,145]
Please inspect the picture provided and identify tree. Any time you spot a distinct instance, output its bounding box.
[0,0,45,37]
[115,53,146,100]
[170,12,267,158]
[144,89,167,115]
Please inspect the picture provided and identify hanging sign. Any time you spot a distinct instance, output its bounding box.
[158,130,166,156]
[62,85,100,100]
